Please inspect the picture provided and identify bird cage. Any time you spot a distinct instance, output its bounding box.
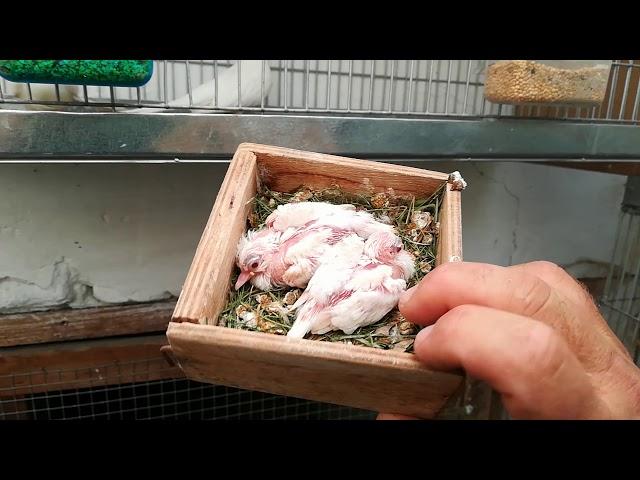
[0,304,378,420]
[2,60,640,421]
[0,60,636,123]
[600,175,640,365]
[1,60,638,161]
[0,356,376,420]
[0,60,499,115]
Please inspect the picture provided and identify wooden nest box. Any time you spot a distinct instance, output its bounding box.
[163,143,465,418]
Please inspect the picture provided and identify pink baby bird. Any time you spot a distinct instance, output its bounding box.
[265,201,395,239]
[235,202,397,292]
[235,222,359,291]
[265,202,356,231]
[286,231,415,339]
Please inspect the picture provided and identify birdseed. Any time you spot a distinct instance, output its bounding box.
[484,60,609,106]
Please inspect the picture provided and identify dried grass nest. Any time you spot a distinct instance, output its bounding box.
[219,182,446,353]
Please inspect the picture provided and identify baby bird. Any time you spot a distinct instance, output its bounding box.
[266,201,395,239]
[236,201,393,291]
[287,231,415,339]
[265,202,355,231]
[234,222,359,291]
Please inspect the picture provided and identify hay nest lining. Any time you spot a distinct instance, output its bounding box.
[220,182,446,353]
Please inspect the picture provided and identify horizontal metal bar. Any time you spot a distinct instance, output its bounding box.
[1,111,640,160]
[600,300,640,324]
[7,97,640,125]
[612,61,640,69]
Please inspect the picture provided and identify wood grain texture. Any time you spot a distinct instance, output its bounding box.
[0,396,30,419]
[172,148,258,325]
[167,322,463,418]
[0,301,175,348]
[436,185,463,265]
[167,143,465,417]
[0,335,181,397]
[249,143,448,196]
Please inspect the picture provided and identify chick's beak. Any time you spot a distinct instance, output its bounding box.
[235,270,255,290]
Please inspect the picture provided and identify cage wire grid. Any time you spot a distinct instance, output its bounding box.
[0,60,639,124]
[600,176,640,366]
[0,356,377,420]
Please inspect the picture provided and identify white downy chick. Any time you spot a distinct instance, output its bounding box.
[235,222,364,291]
[127,60,271,113]
[265,202,356,231]
[266,201,395,239]
[287,231,415,339]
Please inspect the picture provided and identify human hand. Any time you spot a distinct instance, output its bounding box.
[378,261,640,420]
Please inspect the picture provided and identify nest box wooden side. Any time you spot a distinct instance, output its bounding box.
[165,143,464,418]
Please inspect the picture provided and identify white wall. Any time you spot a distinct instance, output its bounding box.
[432,162,626,278]
[0,161,626,314]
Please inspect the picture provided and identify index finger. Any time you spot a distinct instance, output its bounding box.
[509,261,629,357]
[412,304,612,419]
[398,262,609,369]
[508,261,599,317]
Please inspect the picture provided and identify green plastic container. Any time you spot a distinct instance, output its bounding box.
[0,60,154,87]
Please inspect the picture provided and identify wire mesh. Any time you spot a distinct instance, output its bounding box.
[0,356,376,420]
[0,60,636,124]
[600,177,640,365]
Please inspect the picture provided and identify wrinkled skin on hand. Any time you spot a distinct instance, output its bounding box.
[378,261,640,420]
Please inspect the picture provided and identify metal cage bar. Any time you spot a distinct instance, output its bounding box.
[0,60,634,125]
[0,357,376,420]
[601,176,640,364]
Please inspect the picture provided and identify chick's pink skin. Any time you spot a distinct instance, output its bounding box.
[235,228,281,290]
[288,231,415,338]
[235,271,254,290]
[265,202,356,231]
[236,204,410,293]
[363,231,415,281]
[266,202,394,239]
[235,223,356,291]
